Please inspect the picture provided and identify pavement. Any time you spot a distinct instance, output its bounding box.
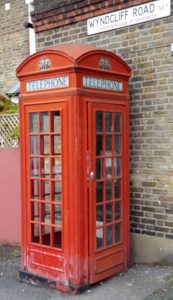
[1,245,173,300]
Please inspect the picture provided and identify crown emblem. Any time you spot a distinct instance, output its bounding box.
[39,57,51,70]
[99,57,111,70]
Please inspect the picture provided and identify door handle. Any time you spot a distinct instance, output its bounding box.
[90,171,95,180]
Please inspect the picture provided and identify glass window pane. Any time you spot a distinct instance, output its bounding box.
[52,112,61,133]
[96,228,103,249]
[96,205,103,222]
[41,180,50,200]
[105,135,112,152]
[115,202,121,220]
[41,136,50,155]
[53,227,62,248]
[31,223,39,243]
[114,113,121,132]
[106,181,112,201]
[106,112,112,132]
[106,203,112,223]
[31,202,39,222]
[30,158,39,177]
[53,136,61,155]
[96,111,103,132]
[42,203,51,224]
[41,158,50,178]
[40,112,49,132]
[115,135,121,155]
[30,113,38,133]
[52,181,62,201]
[96,158,102,179]
[52,158,62,179]
[115,223,121,243]
[115,179,121,198]
[31,180,39,200]
[96,181,103,203]
[106,225,113,246]
[114,157,121,177]
[42,226,50,246]
[53,205,62,225]
[96,135,103,156]
[30,136,39,155]
[105,158,112,179]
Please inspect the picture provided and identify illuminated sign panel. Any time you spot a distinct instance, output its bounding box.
[26,76,69,92]
[83,76,123,92]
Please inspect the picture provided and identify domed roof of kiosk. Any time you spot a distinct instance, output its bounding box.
[16,43,131,77]
[49,43,98,60]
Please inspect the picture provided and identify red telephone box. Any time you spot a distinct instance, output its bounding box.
[16,44,131,293]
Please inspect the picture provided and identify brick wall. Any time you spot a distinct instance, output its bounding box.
[0,0,29,93]
[32,0,150,32]
[32,1,173,241]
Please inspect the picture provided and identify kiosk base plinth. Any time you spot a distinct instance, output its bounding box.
[19,270,90,294]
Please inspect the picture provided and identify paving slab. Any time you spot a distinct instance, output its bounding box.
[0,245,173,300]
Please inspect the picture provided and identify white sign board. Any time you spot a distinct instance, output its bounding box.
[83,76,123,91]
[87,0,171,35]
[26,76,69,92]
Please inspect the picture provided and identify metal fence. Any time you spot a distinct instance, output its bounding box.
[0,113,19,148]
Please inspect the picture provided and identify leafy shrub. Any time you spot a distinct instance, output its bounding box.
[0,93,18,114]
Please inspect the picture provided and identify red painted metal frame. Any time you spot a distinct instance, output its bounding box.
[17,44,131,292]
[88,102,129,283]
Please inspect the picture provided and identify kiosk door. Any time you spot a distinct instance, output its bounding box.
[88,102,129,284]
[23,101,68,278]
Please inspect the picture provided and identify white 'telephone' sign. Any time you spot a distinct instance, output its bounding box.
[83,76,123,92]
[26,76,69,92]
[87,0,171,35]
